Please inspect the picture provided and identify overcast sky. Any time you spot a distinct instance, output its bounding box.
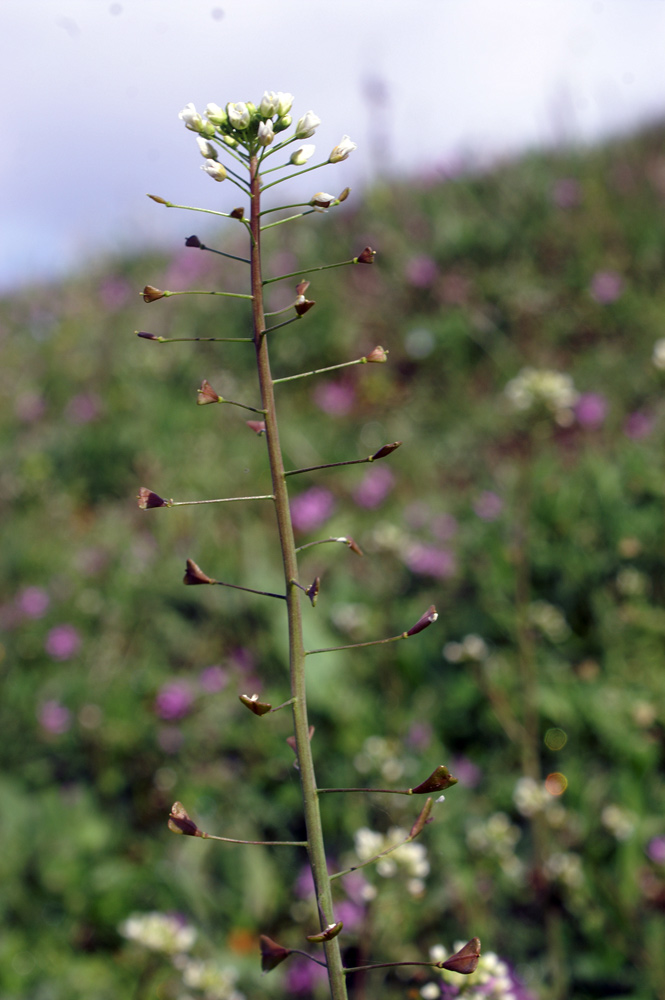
[2,0,665,291]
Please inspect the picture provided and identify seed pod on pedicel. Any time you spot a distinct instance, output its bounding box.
[306,921,343,943]
[183,558,216,585]
[197,379,222,405]
[410,764,458,795]
[137,486,168,509]
[438,937,481,975]
[370,441,402,462]
[405,605,438,636]
[259,935,292,972]
[168,801,203,837]
[239,693,272,716]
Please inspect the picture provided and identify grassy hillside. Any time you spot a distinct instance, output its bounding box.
[3,123,665,999]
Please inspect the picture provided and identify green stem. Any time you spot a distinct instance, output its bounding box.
[263,257,355,285]
[273,357,363,384]
[169,494,274,506]
[248,154,348,1000]
[202,833,307,846]
[261,210,316,231]
[163,289,253,301]
[306,633,408,655]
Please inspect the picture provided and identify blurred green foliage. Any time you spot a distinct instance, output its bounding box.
[3,124,665,1000]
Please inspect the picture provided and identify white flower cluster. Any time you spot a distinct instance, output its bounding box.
[504,367,578,424]
[354,734,406,782]
[543,851,584,889]
[527,601,570,642]
[118,911,197,955]
[601,804,637,842]
[652,338,665,370]
[466,813,523,880]
[180,958,244,1000]
[177,91,356,184]
[423,945,520,999]
[443,634,489,663]
[354,826,430,895]
[512,776,555,818]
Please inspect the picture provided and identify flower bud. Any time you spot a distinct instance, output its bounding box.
[205,102,227,126]
[178,102,204,132]
[295,110,321,138]
[137,487,168,509]
[369,441,402,461]
[405,605,438,637]
[168,801,203,837]
[290,144,316,166]
[197,379,222,405]
[257,120,275,146]
[438,938,481,975]
[410,765,458,795]
[274,115,292,133]
[201,159,227,182]
[142,285,166,302]
[226,101,251,129]
[196,137,218,159]
[222,134,239,148]
[276,92,294,116]
[239,693,272,716]
[259,91,279,116]
[183,558,216,585]
[147,193,168,204]
[260,935,292,972]
[310,192,335,209]
[329,135,357,163]
[364,346,388,363]
[337,187,351,203]
[356,246,377,264]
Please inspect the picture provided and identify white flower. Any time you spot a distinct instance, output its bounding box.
[290,144,316,166]
[601,804,637,841]
[504,367,578,421]
[196,137,218,159]
[227,102,251,129]
[118,911,197,955]
[310,191,335,211]
[205,102,226,124]
[257,120,274,146]
[513,777,553,817]
[653,338,665,370]
[201,159,227,182]
[178,103,204,132]
[276,92,294,116]
[295,110,321,138]
[329,135,357,163]
[259,91,279,116]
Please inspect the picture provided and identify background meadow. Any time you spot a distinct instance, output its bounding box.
[3,123,665,1000]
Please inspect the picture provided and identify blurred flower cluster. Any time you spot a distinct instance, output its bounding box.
[353,826,430,896]
[504,368,579,424]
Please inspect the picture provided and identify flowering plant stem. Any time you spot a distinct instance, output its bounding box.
[248,154,349,1000]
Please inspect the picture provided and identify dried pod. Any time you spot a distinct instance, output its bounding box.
[142,285,166,302]
[409,797,434,838]
[197,379,222,405]
[185,234,202,247]
[306,921,343,943]
[370,441,402,462]
[137,487,168,509]
[183,558,216,585]
[259,934,292,972]
[405,605,438,637]
[356,246,376,264]
[439,938,481,975]
[239,693,272,716]
[246,420,267,435]
[168,801,202,837]
[410,765,458,795]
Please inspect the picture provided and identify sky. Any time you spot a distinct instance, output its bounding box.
[2,0,665,292]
